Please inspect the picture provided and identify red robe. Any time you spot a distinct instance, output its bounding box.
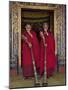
[40,32,56,78]
[21,31,39,77]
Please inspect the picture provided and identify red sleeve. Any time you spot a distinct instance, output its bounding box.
[50,33,55,54]
[40,38,44,61]
[22,31,30,46]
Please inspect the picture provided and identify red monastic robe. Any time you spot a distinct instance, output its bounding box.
[21,31,39,78]
[40,32,56,78]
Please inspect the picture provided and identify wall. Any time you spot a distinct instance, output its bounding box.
[55,5,66,66]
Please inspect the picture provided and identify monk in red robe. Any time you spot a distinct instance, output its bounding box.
[40,23,56,79]
[21,24,39,78]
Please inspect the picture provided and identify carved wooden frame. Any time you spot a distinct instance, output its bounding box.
[17,2,58,71]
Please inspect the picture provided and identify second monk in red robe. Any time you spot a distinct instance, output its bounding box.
[40,23,56,79]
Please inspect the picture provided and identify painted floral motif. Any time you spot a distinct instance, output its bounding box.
[10,2,19,68]
[55,5,65,61]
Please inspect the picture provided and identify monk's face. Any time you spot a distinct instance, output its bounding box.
[25,24,31,32]
[43,23,48,32]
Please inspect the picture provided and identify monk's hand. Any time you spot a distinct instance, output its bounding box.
[55,51,57,55]
[22,35,27,41]
[44,43,47,47]
[28,43,32,48]
[40,31,44,40]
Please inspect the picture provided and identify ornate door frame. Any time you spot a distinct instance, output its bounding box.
[17,3,58,73]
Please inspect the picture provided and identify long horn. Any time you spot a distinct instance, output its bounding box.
[22,35,40,86]
[42,36,48,86]
[30,47,40,86]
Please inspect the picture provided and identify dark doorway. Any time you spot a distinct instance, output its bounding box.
[21,8,54,40]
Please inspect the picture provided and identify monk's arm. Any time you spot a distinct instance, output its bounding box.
[22,35,32,48]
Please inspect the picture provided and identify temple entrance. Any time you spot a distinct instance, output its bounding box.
[21,8,54,67]
[10,2,66,88]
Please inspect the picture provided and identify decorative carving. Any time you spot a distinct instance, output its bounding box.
[55,5,66,61]
[10,2,19,69]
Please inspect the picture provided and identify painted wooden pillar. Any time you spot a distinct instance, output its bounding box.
[10,2,19,75]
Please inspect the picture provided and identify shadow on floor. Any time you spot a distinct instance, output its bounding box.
[9,72,66,89]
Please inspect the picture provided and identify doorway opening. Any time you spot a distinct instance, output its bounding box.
[21,8,54,68]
